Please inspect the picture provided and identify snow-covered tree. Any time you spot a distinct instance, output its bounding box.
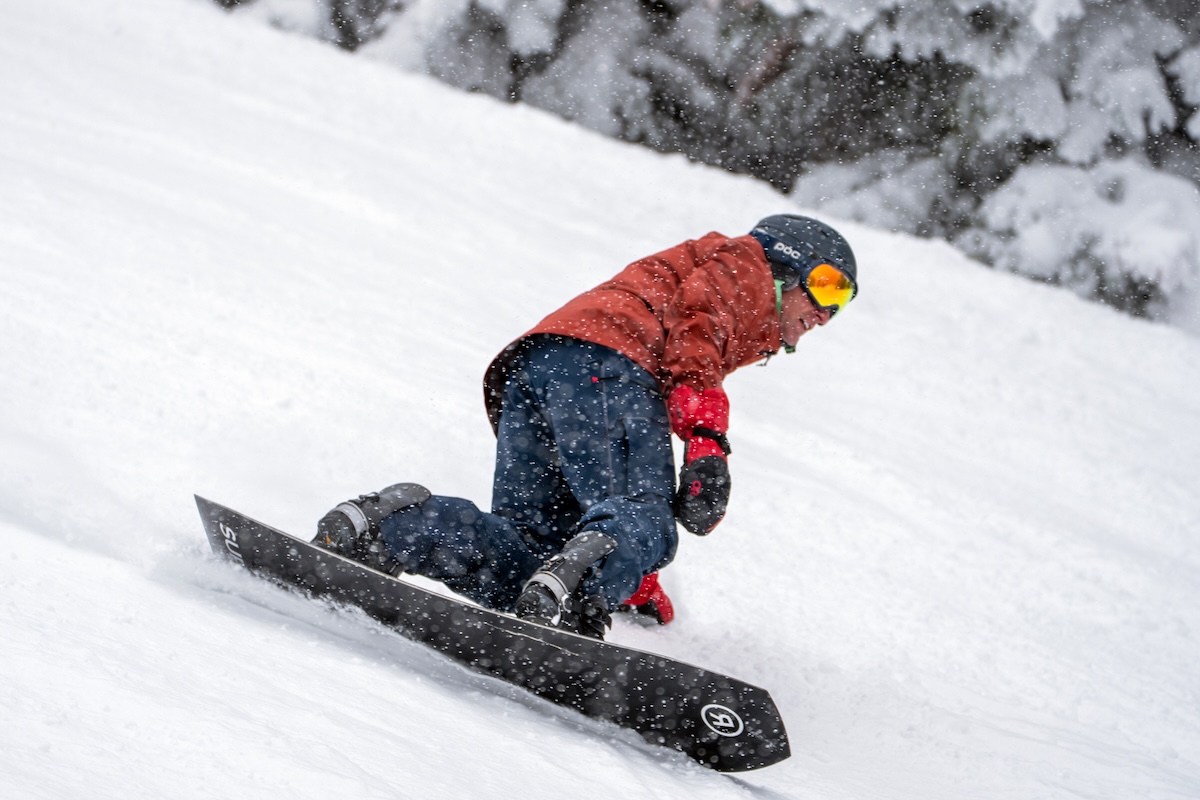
[219,0,1200,322]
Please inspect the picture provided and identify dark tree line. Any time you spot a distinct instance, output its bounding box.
[219,0,1200,319]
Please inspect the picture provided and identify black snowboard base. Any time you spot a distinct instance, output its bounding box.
[195,495,790,772]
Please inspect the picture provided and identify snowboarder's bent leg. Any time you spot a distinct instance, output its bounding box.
[490,346,585,558]
[317,337,677,625]
[502,338,678,613]
[377,495,544,612]
[314,483,544,611]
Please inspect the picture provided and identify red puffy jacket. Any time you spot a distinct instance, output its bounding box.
[484,232,780,431]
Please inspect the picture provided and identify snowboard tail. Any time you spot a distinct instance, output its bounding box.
[195,495,790,772]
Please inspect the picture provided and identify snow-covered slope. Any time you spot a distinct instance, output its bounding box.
[2,1,1198,798]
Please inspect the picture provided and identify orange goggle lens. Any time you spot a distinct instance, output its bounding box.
[804,263,856,312]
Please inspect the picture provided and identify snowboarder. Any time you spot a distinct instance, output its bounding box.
[313,214,858,639]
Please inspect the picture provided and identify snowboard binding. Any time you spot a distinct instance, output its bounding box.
[515,530,617,640]
[313,482,431,575]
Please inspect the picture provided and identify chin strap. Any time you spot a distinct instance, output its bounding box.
[775,279,795,355]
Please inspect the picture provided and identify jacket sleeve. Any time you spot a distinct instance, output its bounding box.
[660,237,778,394]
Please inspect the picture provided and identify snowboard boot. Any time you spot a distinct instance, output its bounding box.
[514,530,617,639]
[313,482,431,575]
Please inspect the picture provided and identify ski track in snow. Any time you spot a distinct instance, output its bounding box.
[2,1,1199,798]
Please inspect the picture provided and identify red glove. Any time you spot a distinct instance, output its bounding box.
[668,386,731,534]
[621,572,676,625]
[668,385,730,459]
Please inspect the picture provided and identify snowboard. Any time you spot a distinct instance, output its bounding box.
[195,495,790,773]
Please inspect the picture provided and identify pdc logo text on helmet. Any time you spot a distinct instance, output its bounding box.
[772,241,805,261]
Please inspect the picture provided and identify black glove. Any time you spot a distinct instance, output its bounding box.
[674,452,730,535]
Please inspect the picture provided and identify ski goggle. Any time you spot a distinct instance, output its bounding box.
[779,258,857,315]
[804,262,857,313]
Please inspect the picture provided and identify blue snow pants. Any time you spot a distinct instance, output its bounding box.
[377,336,679,613]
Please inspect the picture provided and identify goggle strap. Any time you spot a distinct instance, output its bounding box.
[775,279,796,355]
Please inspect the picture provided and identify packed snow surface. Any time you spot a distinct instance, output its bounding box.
[2,1,1199,798]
